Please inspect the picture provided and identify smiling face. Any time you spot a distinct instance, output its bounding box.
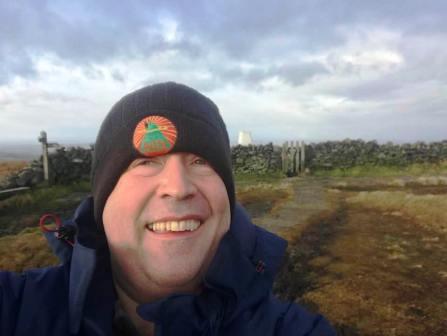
[102,152,231,302]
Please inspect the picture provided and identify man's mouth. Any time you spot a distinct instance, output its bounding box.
[145,219,202,233]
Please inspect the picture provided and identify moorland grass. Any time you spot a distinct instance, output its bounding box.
[0,180,91,237]
[347,190,447,234]
[234,171,285,186]
[0,227,59,272]
[0,161,28,180]
[0,180,91,215]
[312,160,447,177]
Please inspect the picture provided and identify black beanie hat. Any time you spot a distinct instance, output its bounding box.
[91,82,235,228]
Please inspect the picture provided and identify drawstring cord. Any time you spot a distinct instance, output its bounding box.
[39,213,75,247]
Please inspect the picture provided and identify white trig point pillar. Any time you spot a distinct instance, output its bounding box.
[238,131,253,146]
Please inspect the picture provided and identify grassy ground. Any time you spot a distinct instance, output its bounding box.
[234,171,284,185]
[273,176,447,335]
[301,199,447,335]
[313,160,447,177]
[235,173,292,217]
[1,164,446,334]
[0,181,90,236]
[0,227,59,272]
[0,179,90,272]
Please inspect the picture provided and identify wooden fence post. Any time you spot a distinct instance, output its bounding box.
[38,131,49,182]
[300,141,305,174]
[37,131,59,184]
[282,141,288,174]
[294,141,300,175]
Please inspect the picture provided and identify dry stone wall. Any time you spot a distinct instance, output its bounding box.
[306,140,447,170]
[231,143,282,174]
[1,143,283,189]
[231,140,447,173]
[47,147,93,183]
[0,147,92,190]
[2,140,447,191]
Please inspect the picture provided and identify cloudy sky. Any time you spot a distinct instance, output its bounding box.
[1,0,446,146]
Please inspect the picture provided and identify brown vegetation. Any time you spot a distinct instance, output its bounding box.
[236,182,292,217]
[302,204,447,335]
[0,160,28,181]
[347,190,447,234]
[274,177,447,335]
[0,227,59,272]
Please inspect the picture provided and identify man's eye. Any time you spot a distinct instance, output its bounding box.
[190,157,215,175]
[193,158,208,165]
[129,158,160,169]
[139,159,158,165]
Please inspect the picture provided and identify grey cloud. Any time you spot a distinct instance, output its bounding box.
[0,0,201,84]
[111,70,125,82]
[170,0,447,60]
[320,101,447,143]
[276,63,329,86]
[2,88,90,107]
[170,1,346,59]
[398,35,447,83]
[325,30,447,103]
[1,0,447,89]
[338,77,403,101]
[216,61,328,89]
[216,67,268,87]
[0,47,36,85]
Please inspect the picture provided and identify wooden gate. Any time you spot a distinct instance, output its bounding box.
[281,141,305,176]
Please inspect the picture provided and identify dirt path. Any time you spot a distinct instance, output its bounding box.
[253,177,332,239]
[254,177,447,336]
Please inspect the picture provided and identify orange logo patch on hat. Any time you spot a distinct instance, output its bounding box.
[133,116,177,156]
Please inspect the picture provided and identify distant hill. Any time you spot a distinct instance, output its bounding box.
[0,143,41,161]
[0,142,93,162]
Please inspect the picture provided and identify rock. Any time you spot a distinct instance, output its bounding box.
[30,169,44,185]
[0,176,16,190]
[16,168,34,187]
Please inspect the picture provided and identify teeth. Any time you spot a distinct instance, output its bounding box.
[147,220,201,233]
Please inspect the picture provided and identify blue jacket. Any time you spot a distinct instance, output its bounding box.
[0,197,335,335]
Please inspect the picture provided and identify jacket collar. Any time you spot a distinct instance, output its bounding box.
[68,197,115,335]
[67,197,287,334]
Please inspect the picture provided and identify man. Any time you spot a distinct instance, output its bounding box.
[0,82,335,335]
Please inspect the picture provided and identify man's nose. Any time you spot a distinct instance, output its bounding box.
[157,155,197,200]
